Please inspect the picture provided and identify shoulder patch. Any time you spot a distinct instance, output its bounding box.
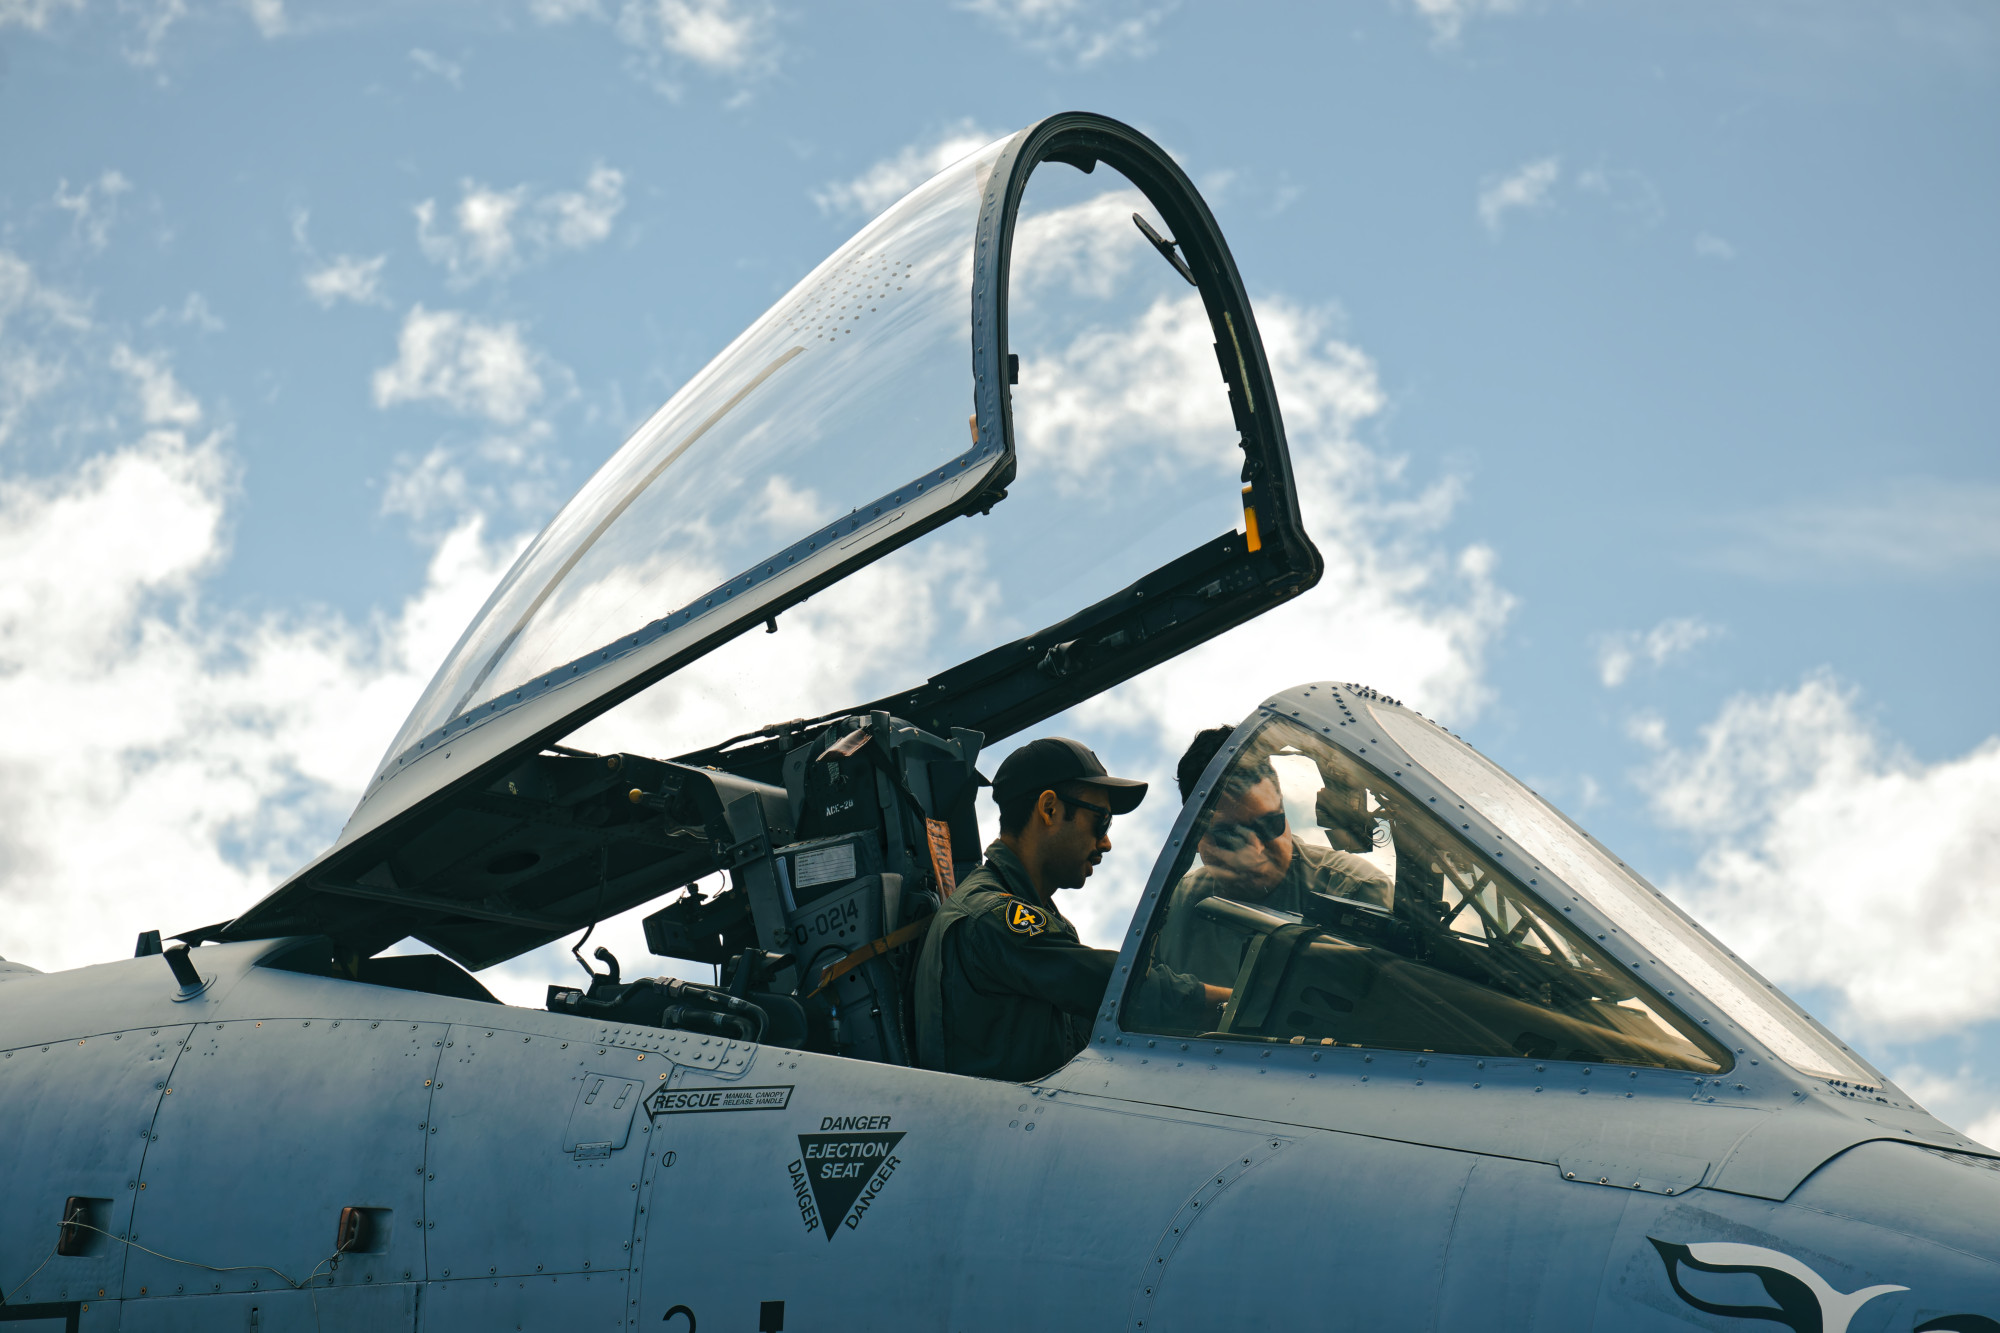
[1001,901,1048,937]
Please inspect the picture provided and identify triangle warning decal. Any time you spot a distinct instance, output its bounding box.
[795,1131,905,1239]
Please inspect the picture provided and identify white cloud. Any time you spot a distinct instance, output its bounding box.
[416,166,626,284]
[303,253,389,308]
[754,473,830,534]
[0,260,523,975]
[372,305,547,425]
[1597,615,1719,688]
[1477,156,1560,236]
[1640,671,2000,1044]
[244,0,284,37]
[958,0,1173,66]
[109,343,201,427]
[1015,292,1234,487]
[542,166,627,249]
[146,291,225,332]
[417,186,525,282]
[380,445,470,524]
[814,121,1004,220]
[1696,231,1738,260]
[0,250,92,447]
[530,0,777,86]
[634,0,764,68]
[0,0,81,30]
[611,0,776,74]
[408,47,463,87]
[1009,186,1149,300]
[1889,1059,2000,1149]
[120,0,186,66]
[1407,0,1519,43]
[380,421,560,527]
[53,170,134,252]
[0,435,519,970]
[1575,163,1665,232]
[1704,478,2000,579]
[292,209,390,308]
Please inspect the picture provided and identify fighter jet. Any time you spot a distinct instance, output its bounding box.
[2,112,1994,1333]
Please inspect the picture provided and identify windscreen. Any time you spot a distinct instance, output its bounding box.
[373,136,1012,780]
[1125,715,1733,1072]
[1369,705,1877,1082]
[564,155,1255,755]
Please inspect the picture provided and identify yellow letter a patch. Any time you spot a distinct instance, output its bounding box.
[1004,902,1047,936]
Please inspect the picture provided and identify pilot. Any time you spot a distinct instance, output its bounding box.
[912,737,1223,1082]
[1153,725,1394,989]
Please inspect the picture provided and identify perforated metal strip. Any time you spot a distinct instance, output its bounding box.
[1127,1135,1289,1331]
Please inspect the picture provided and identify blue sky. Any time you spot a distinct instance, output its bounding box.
[3,0,1996,1138]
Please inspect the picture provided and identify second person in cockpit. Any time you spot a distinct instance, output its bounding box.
[1154,725,1393,989]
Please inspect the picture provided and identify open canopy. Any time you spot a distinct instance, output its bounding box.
[219,112,1321,964]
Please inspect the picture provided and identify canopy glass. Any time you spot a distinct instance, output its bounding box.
[1368,705,1877,1082]
[371,135,1012,793]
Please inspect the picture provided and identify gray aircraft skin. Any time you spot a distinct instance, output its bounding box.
[2,112,1995,1333]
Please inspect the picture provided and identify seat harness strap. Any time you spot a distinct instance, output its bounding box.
[807,918,931,999]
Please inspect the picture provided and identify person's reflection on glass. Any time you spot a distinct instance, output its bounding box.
[1153,726,1393,989]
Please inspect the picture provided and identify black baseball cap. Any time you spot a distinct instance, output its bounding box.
[991,737,1148,816]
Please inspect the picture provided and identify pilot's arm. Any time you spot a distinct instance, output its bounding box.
[953,907,1118,1015]
[955,903,1219,1023]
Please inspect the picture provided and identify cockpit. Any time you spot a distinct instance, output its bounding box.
[1128,711,1729,1071]
[218,113,1881,1096]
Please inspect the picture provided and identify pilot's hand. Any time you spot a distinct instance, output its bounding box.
[1202,983,1232,1008]
[1196,836,1286,894]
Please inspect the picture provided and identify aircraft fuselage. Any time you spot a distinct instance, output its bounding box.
[4,943,1995,1332]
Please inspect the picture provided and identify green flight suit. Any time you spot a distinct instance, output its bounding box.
[914,839,1206,1083]
[1155,836,1393,989]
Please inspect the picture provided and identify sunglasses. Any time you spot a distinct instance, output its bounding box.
[1204,809,1288,852]
[1059,794,1114,839]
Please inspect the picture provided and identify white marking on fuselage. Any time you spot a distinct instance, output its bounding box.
[1684,1242,1908,1333]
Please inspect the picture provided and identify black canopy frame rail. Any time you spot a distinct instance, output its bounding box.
[217,111,1324,963]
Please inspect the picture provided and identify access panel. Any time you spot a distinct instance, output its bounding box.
[422,1025,650,1284]
[0,1027,187,1309]
[119,1019,443,1328]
